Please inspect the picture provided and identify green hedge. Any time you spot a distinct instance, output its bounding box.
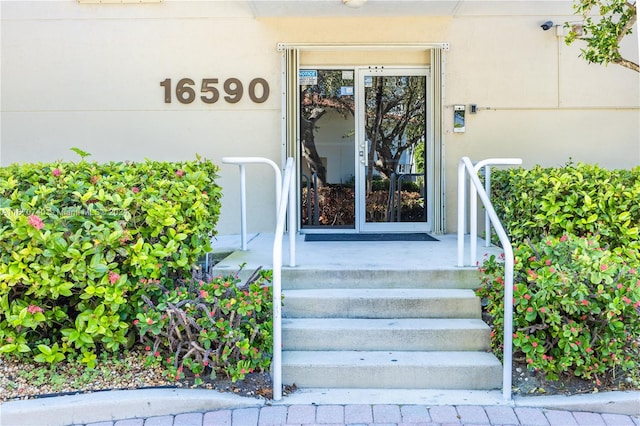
[478,162,640,388]
[490,162,640,250]
[0,156,221,366]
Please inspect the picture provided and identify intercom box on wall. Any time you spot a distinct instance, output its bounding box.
[454,105,465,133]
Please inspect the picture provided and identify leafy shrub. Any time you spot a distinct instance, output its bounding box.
[490,162,640,250]
[480,163,640,387]
[0,155,221,367]
[478,234,640,386]
[133,268,274,384]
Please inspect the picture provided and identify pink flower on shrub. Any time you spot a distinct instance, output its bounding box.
[146,318,154,325]
[52,168,61,177]
[27,215,44,230]
[133,319,139,325]
[132,187,140,194]
[199,290,208,298]
[175,169,184,177]
[539,307,546,313]
[523,294,531,300]
[600,264,608,272]
[108,271,120,284]
[27,304,43,314]
[560,235,568,242]
[581,299,589,306]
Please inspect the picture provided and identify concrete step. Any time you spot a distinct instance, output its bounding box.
[282,288,481,319]
[281,350,502,390]
[282,318,491,351]
[281,268,481,290]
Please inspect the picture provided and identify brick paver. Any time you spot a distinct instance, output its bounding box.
[456,405,491,424]
[114,420,144,426]
[484,405,520,424]
[572,411,606,426]
[78,403,640,426]
[515,407,550,425]
[543,409,579,426]
[286,404,316,424]
[316,405,344,424]
[400,404,431,423]
[203,410,231,426]
[173,413,202,426]
[144,416,175,426]
[373,404,402,423]
[429,405,461,424]
[232,407,260,426]
[344,404,373,423]
[602,413,638,426]
[258,405,288,426]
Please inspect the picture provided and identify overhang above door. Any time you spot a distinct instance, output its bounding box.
[246,0,574,18]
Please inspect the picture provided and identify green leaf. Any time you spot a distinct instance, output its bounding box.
[70,147,91,160]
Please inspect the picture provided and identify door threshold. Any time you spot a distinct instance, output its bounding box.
[304,233,438,242]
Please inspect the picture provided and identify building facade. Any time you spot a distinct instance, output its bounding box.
[1,0,638,235]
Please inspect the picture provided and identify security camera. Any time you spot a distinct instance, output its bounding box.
[541,21,554,31]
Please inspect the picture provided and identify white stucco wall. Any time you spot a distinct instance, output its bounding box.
[1,1,638,234]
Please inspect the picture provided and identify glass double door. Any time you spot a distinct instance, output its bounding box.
[299,67,430,232]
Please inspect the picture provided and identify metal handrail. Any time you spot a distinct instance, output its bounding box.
[467,158,523,266]
[221,157,282,250]
[272,157,295,401]
[457,156,520,401]
[222,156,296,401]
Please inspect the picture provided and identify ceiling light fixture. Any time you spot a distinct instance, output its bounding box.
[342,0,367,8]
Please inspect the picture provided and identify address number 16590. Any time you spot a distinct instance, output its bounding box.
[160,77,270,104]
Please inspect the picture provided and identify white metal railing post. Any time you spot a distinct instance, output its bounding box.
[470,177,478,266]
[239,164,247,250]
[469,158,523,264]
[457,156,521,401]
[288,162,296,267]
[456,161,466,267]
[222,156,297,402]
[484,165,492,247]
[222,157,283,250]
[272,157,295,401]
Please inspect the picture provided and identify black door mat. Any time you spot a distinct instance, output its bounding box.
[304,233,438,242]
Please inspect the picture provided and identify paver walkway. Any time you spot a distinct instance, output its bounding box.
[83,404,640,426]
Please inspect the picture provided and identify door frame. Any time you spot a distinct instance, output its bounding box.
[279,43,447,234]
[355,66,432,233]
